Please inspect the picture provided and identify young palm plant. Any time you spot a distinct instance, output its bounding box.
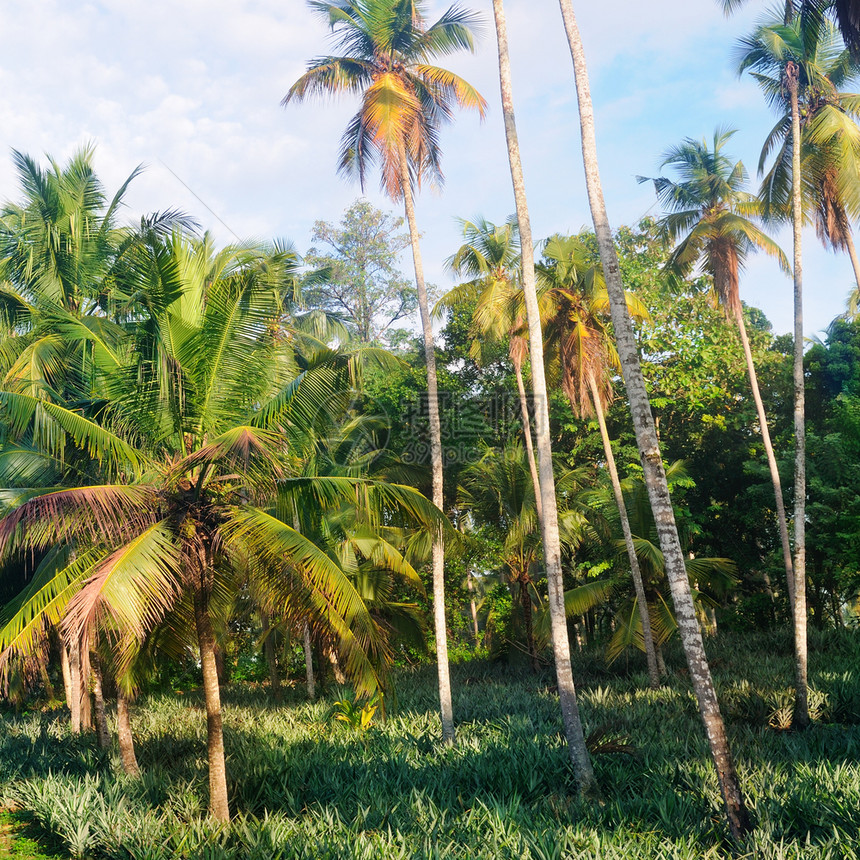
[284,0,487,746]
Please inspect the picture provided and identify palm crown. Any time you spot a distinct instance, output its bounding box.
[285,0,487,197]
[640,128,789,316]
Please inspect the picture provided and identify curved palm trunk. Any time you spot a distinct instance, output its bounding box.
[586,373,660,689]
[513,357,542,523]
[844,229,860,296]
[787,63,810,729]
[398,147,455,746]
[193,588,230,821]
[492,0,596,796]
[557,0,750,838]
[116,688,140,777]
[734,308,795,608]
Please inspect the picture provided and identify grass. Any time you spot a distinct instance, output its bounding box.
[1,629,859,858]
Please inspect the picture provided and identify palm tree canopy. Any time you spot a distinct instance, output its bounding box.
[639,128,790,315]
[536,234,648,417]
[284,0,487,197]
[735,10,860,232]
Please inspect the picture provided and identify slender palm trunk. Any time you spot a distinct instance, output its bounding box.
[557,0,749,837]
[79,646,92,731]
[492,0,595,795]
[734,307,794,608]
[587,373,660,688]
[787,62,810,729]
[60,642,72,708]
[91,660,110,751]
[303,624,316,700]
[116,688,140,777]
[193,589,230,821]
[514,358,542,523]
[467,571,480,643]
[398,146,455,745]
[261,611,281,702]
[68,638,82,734]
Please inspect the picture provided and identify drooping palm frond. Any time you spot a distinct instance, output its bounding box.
[62,521,183,671]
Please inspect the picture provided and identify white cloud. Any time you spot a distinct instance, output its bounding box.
[0,0,847,333]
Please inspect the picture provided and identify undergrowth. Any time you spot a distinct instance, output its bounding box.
[1,630,859,859]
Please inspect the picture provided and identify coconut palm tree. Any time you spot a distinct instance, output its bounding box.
[734,6,853,730]
[284,0,487,745]
[0,148,191,729]
[640,129,795,616]
[0,230,442,820]
[490,0,596,795]
[442,217,542,522]
[535,234,661,689]
[555,0,751,837]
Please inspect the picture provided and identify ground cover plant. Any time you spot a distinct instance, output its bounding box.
[1,629,859,859]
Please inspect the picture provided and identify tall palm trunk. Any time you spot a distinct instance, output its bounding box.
[513,356,542,522]
[193,588,230,821]
[398,145,455,745]
[787,61,810,729]
[586,373,660,689]
[733,307,794,608]
[303,624,316,700]
[556,0,749,837]
[116,688,140,777]
[492,0,595,795]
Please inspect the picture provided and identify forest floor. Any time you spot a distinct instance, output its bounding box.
[0,629,858,859]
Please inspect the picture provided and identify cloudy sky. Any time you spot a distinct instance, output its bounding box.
[0,0,853,337]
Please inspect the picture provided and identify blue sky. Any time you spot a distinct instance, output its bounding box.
[0,0,853,338]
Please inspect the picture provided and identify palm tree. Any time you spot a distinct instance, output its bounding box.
[284,0,487,745]
[555,0,751,837]
[536,234,661,689]
[490,0,595,796]
[0,147,188,730]
[0,230,442,820]
[442,217,542,522]
[734,7,854,729]
[640,129,795,617]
